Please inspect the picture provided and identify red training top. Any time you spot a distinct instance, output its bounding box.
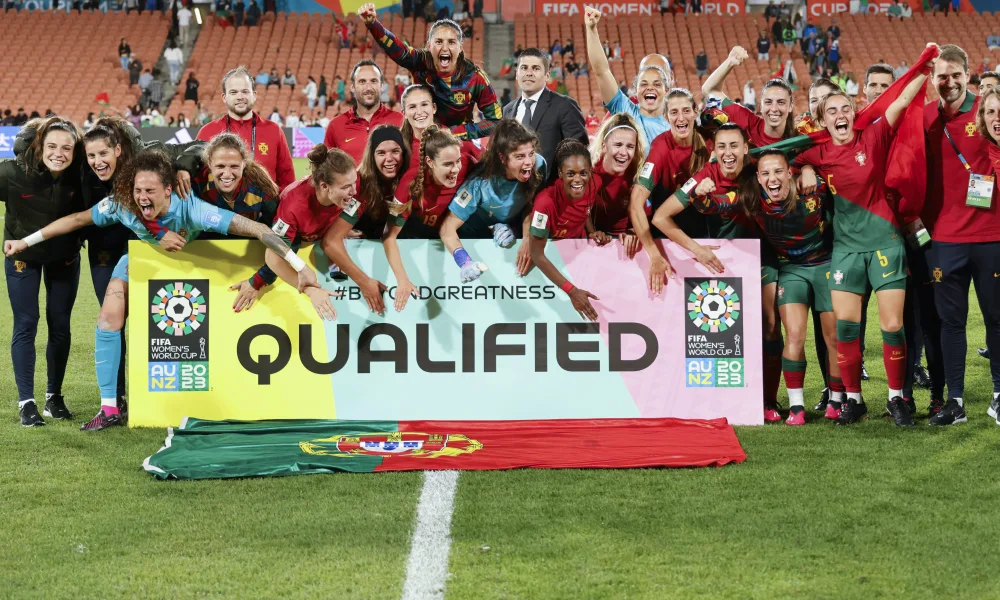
[197,112,296,190]
[323,104,404,165]
[923,93,1000,243]
[391,146,478,229]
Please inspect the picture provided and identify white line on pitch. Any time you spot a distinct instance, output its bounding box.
[401,470,460,600]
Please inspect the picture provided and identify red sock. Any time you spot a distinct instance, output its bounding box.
[883,341,907,391]
[829,377,845,393]
[102,405,120,416]
[836,339,862,393]
[783,369,806,390]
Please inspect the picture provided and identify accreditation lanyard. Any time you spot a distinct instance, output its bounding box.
[226,113,257,157]
[941,108,993,209]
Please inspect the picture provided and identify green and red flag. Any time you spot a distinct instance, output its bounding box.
[498,58,513,78]
[95,92,111,106]
[142,417,746,480]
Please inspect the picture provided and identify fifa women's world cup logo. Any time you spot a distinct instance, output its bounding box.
[684,278,745,388]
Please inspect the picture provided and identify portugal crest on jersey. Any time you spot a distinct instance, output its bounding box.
[453,91,467,104]
[298,431,483,459]
[833,270,844,285]
[855,151,867,166]
[258,142,269,156]
[966,122,977,137]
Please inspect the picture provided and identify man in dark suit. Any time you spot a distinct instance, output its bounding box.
[503,48,588,180]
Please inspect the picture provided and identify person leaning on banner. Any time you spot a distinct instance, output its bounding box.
[503,48,588,182]
[197,66,296,191]
[528,139,602,322]
[359,3,502,141]
[323,59,404,166]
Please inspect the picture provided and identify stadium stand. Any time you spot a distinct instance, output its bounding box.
[164,13,486,122]
[514,12,1000,115]
[0,11,172,126]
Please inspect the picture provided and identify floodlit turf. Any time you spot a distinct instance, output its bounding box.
[2,175,1000,598]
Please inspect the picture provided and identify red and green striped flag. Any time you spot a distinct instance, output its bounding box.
[142,417,746,480]
[498,58,513,78]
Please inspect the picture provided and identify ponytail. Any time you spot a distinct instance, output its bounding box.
[307,143,355,187]
[409,124,460,214]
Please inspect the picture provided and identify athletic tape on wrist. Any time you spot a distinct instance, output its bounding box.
[24,231,45,247]
[560,280,575,294]
[285,249,306,272]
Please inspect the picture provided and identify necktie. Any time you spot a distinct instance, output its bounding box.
[521,99,535,127]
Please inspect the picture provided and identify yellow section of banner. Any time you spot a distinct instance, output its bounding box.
[127,240,336,428]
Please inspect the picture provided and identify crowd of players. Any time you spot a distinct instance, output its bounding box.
[2,6,998,432]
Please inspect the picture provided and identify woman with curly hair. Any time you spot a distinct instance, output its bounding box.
[438,119,547,283]
[4,150,322,431]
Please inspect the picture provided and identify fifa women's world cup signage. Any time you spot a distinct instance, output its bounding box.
[128,238,764,427]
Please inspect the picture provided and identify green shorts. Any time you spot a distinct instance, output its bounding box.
[829,246,907,295]
[777,263,833,313]
[761,244,780,286]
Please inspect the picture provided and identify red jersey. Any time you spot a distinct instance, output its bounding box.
[923,93,1000,243]
[795,117,901,252]
[720,99,783,147]
[270,177,362,245]
[197,112,296,190]
[591,161,639,234]
[323,104,404,165]
[406,137,484,172]
[528,178,598,240]
[391,146,477,229]
[637,132,700,195]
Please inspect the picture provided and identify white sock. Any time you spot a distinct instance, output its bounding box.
[832,391,846,404]
[788,388,804,408]
[889,389,903,400]
[101,397,117,409]
[994,392,998,401]
[847,392,862,403]
[18,399,35,409]
[954,397,964,407]
[45,392,54,401]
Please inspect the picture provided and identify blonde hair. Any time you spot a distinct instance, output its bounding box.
[589,112,646,181]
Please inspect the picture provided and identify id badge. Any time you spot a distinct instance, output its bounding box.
[903,217,931,249]
[966,173,994,209]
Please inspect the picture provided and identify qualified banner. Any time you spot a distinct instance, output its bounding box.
[128,238,763,427]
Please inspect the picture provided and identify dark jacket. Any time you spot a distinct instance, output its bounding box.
[13,123,206,255]
[502,88,588,181]
[0,158,85,265]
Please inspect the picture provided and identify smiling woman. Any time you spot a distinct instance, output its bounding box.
[360,3,502,140]
[0,115,85,428]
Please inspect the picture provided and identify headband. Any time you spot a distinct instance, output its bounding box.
[603,124,637,140]
[370,126,405,152]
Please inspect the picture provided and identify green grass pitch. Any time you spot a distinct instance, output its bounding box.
[2,167,1000,598]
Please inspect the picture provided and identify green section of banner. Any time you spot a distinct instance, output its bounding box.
[144,419,401,479]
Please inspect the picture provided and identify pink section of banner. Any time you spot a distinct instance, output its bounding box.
[558,239,764,425]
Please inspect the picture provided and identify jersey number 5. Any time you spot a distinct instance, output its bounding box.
[827,174,837,195]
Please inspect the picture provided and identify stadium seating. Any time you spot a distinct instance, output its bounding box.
[165,13,486,122]
[0,11,172,125]
[514,12,1000,115]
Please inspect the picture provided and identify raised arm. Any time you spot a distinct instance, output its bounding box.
[884,52,935,127]
[584,7,619,105]
[360,3,425,71]
[701,46,748,99]
[320,217,387,315]
[3,208,94,256]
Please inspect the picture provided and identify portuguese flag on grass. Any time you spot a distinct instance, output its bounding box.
[142,417,746,480]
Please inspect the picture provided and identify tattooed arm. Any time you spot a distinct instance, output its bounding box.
[226,214,320,292]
